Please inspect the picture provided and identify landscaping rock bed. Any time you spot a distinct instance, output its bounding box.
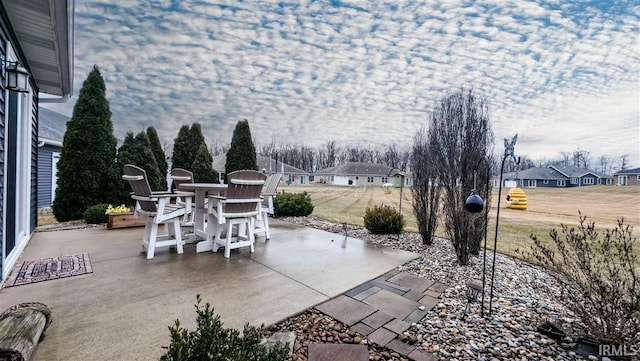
[276,216,589,361]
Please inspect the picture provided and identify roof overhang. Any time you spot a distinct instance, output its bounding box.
[2,0,74,99]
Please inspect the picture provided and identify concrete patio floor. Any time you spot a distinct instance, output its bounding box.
[0,219,419,360]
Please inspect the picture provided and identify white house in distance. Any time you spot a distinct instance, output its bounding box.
[315,162,395,186]
[211,153,310,185]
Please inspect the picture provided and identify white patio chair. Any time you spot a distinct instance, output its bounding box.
[254,173,281,239]
[207,170,265,258]
[123,164,185,259]
[171,168,196,230]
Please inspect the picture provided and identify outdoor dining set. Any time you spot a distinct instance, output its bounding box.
[122,164,281,260]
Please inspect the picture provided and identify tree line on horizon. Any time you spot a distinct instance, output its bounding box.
[52,65,632,224]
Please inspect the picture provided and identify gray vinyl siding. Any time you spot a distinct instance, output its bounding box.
[0,4,40,279]
[37,144,59,207]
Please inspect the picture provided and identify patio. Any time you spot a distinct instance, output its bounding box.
[0,219,419,360]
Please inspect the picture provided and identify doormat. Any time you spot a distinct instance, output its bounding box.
[4,253,92,287]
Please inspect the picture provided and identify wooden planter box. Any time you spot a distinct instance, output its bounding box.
[107,213,147,230]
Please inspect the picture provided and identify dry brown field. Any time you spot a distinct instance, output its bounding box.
[280,183,640,258]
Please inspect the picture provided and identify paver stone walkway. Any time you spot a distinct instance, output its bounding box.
[314,269,445,361]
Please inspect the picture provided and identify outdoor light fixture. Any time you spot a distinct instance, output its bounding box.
[2,58,30,93]
[465,134,520,317]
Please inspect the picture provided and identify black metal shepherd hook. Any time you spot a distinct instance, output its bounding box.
[465,134,519,317]
[465,155,491,317]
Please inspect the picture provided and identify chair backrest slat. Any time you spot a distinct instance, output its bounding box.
[261,174,281,208]
[225,170,266,214]
[262,174,281,194]
[171,168,194,190]
[123,164,157,212]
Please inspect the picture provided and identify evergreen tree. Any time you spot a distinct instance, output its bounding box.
[118,131,163,191]
[114,132,138,205]
[147,126,168,190]
[225,119,257,180]
[189,123,206,163]
[53,65,119,221]
[192,144,218,183]
[171,125,192,170]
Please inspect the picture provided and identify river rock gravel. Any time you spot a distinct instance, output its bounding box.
[273,216,591,361]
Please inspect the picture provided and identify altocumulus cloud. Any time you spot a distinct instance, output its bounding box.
[44,0,639,167]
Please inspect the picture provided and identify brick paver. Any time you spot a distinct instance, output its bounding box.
[315,295,376,326]
[314,271,445,361]
[307,344,369,361]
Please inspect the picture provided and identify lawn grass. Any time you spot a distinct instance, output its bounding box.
[280,183,640,260]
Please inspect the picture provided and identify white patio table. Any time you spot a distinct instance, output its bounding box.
[178,183,227,253]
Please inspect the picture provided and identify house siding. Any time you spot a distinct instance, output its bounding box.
[37,144,58,207]
[0,5,40,283]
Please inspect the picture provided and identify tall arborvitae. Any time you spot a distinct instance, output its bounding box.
[53,65,119,221]
[118,131,163,191]
[171,125,192,171]
[189,123,206,163]
[192,144,218,183]
[225,119,257,180]
[147,126,168,190]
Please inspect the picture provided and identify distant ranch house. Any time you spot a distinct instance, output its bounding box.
[613,168,640,186]
[38,107,70,208]
[212,153,309,186]
[315,162,406,186]
[497,165,613,188]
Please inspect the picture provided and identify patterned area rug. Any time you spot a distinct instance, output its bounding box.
[4,253,92,287]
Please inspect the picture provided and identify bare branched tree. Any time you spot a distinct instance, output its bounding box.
[429,88,493,265]
[619,154,630,171]
[411,129,441,245]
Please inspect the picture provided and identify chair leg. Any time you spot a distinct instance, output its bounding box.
[264,214,271,240]
[249,218,255,253]
[147,223,159,259]
[224,221,233,258]
[142,219,153,253]
[173,220,184,254]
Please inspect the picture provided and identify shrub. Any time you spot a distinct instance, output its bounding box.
[84,203,109,224]
[160,296,290,361]
[364,204,405,235]
[524,213,639,344]
[274,191,314,217]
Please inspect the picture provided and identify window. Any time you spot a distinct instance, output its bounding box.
[543,180,548,185]
[557,180,566,187]
[637,175,640,181]
[570,177,579,184]
[381,176,388,183]
[584,177,594,185]
[607,178,613,185]
[527,180,537,188]
[367,176,374,183]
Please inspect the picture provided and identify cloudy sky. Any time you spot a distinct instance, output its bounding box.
[43,0,640,168]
